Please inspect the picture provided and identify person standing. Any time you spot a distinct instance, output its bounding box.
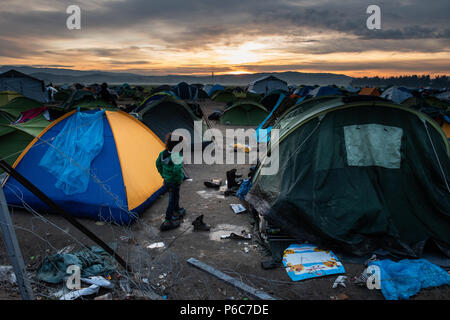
[156,133,186,231]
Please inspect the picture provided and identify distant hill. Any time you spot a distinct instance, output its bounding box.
[0,66,353,86]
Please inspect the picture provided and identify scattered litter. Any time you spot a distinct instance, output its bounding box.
[94,293,113,300]
[332,275,347,288]
[37,246,117,284]
[60,284,100,300]
[95,221,105,226]
[0,266,17,284]
[196,190,217,199]
[204,179,222,189]
[57,245,75,255]
[81,276,114,289]
[147,242,165,249]
[244,247,250,254]
[220,231,251,241]
[185,178,193,182]
[230,204,246,214]
[330,293,349,300]
[231,143,251,153]
[119,280,132,295]
[282,244,345,282]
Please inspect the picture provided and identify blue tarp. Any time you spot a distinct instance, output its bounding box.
[255,93,285,143]
[369,259,450,300]
[39,109,105,195]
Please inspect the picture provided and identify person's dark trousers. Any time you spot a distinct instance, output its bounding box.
[165,182,181,221]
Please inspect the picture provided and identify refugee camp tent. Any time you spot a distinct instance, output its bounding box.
[208,84,225,97]
[172,82,198,100]
[248,76,288,95]
[436,90,450,103]
[220,101,269,126]
[62,89,116,111]
[359,87,381,96]
[0,97,44,121]
[150,85,172,95]
[0,91,23,107]
[260,89,290,112]
[294,86,314,97]
[246,96,450,257]
[3,109,165,225]
[135,91,178,113]
[346,86,360,93]
[380,86,413,104]
[307,86,342,98]
[0,114,50,172]
[136,96,206,145]
[211,90,236,103]
[0,70,47,103]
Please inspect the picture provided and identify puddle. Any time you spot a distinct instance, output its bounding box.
[208,223,248,241]
[196,190,224,200]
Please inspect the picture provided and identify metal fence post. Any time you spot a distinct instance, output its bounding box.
[0,186,34,300]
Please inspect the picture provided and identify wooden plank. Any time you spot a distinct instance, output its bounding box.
[187,257,277,300]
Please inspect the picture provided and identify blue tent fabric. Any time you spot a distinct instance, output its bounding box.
[208,84,224,97]
[3,110,133,224]
[39,109,105,195]
[255,94,285,143]
[308,86,342,97]
[294,86,314,96]
[369,259,450,300]
[236,179,252,200]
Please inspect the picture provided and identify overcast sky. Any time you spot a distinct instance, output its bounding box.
[0,0,449,76]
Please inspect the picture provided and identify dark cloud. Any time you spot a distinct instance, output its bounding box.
[0,0,449,74]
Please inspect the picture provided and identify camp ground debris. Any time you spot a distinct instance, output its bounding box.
[230,204,246,214]
[368,259,450,300]
[282,244,345,282]
[187,258,277,300]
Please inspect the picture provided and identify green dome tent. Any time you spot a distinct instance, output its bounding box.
[220,100,269,126]
[136,96,208,146]
[0,113,50,172]
[211,90,236,103]
[247,96,450,257]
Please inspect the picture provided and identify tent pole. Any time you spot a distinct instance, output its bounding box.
[0,185,34,300]
[0,159,131,273]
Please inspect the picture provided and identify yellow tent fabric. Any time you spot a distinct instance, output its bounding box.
[0,91,23,107]
[105,111,165,210]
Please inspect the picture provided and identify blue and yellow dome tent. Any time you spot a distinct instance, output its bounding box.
[2,108,165,225]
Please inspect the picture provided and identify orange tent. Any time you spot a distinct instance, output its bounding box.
[359,88,381,96]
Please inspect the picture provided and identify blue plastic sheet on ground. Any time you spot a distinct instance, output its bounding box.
[282,244,345,281]
[369,259,450,300]
[39,109,105,195]
[236,179,252,200]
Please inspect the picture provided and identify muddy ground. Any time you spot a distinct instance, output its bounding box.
[0,99,448,300]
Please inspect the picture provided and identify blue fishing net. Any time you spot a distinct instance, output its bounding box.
[39,109,105,195]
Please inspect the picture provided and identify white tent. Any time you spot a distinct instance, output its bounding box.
[0,70,47,103]
[436,90,450,103]
[380,86,413,104]
[248,75,288,95]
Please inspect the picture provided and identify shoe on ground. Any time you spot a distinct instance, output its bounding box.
[172,208,186,220]
[192,215,211,231]
[160,219,180,231]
